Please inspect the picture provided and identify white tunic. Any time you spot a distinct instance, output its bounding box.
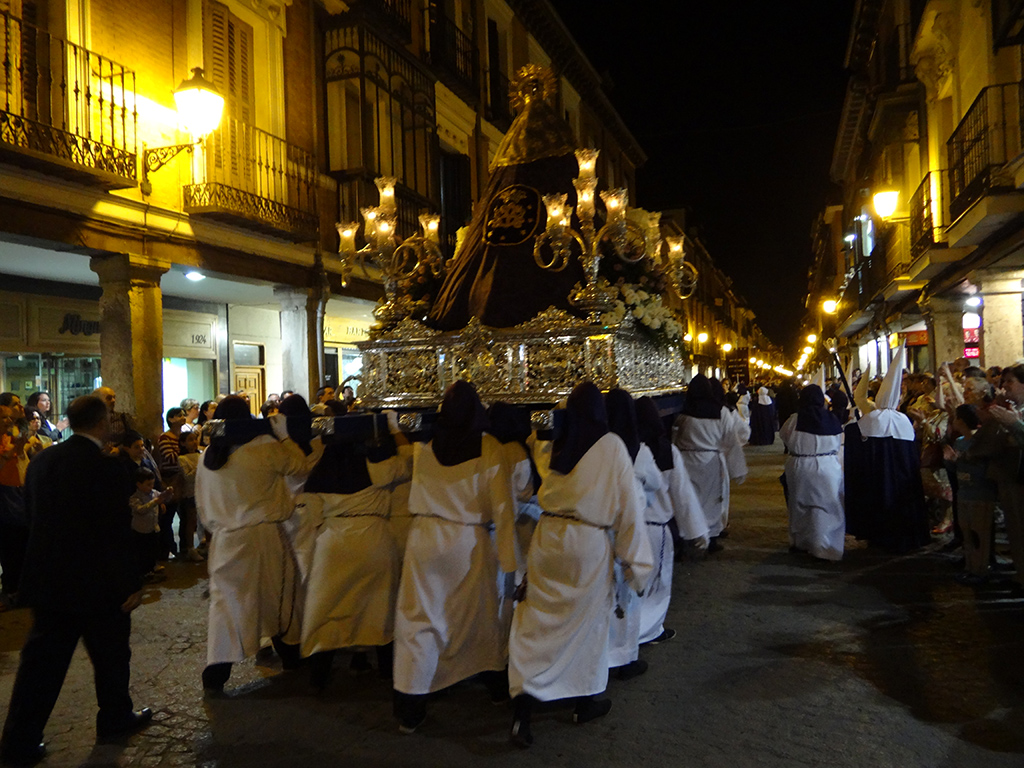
[296,451,411,656]
[509,434,654,701]
[196,435,319,665]
[393,435,517,695]
[638,444,704,644]
[609,444,663,667]
[779,415,845,561]
[673,407,745,537]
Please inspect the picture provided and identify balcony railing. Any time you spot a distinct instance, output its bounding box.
[909,169,951,260]
[486,68,511,129]
[947,82,1024,222]
[0,8,136,187]
[183,117,318,242]
[428,9,478,102]
[884,220,912,280]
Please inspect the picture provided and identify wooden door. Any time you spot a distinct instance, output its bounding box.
[233,367,264,416]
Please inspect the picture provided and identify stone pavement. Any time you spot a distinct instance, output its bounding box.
[2,441,1024,767]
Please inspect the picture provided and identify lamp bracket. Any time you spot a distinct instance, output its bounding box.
[140,141,201,195]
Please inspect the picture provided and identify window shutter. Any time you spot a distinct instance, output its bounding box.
[203,0,255,187]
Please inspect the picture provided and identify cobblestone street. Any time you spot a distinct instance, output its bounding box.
[2,442,1024,767]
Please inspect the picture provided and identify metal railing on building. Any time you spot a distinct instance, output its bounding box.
[0,8,136,186]
[909,169,950,260]
[427,8,478,102]
[947,82,1024,222]
[183,116,318,242]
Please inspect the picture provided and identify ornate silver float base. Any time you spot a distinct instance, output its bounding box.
[355,307,687,408]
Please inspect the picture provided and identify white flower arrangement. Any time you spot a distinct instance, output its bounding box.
[597,277,684,346]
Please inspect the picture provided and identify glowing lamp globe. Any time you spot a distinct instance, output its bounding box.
[822,299,838,314]
[697,332,709,343]
[174,67,224,138]
[873,189,899,220]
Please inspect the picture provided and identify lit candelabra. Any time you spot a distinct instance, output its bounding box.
[663,236,699,300]
[336,177,445,329]
[533,148,697,322]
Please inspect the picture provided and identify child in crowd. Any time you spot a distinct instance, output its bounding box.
[177,430,205,561]
[130,467,172,580]
[945,404,999,583]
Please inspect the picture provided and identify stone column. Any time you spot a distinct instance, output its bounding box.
[921,295,964,372]
[978,274,1024,368]
[276,286,325,402]
[89,253,170,441]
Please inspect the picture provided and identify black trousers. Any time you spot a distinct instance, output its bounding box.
[1,607,134,750]
[0,485,27,595]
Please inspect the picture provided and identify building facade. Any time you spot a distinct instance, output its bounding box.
[817,0,1024,378]
[0,0,649,437]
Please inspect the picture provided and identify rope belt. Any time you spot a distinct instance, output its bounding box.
[411,512,494,529]
[679,447,721,453]
[541,511,611,531]
[645,520,671,526]
[327,511,389,520]
[791,451,839,458]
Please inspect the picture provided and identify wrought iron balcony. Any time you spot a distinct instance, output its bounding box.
[183,117,318,242]
[427,9,479,104]
[909,170,950,260]
[486,68,512,130]
[0,8,136,187]
[947,82,1024,222]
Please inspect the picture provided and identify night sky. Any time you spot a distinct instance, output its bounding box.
[548,1,855,351]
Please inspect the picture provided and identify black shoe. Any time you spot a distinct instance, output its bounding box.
[573,698,612,724]
[611,659,648,681]
[96,708,153,742]
[641,628,676,646]
[0,742,45,767]
[707,538,724,554]
[398,714,426,734]
[510,716,533,747]
[349,652,373,676]
[953,571,990,586]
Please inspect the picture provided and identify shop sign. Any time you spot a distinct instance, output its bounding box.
[58,313,100,336]
[324,316,372,343]
[903,330,929,346]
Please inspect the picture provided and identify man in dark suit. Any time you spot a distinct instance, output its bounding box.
[0,396,152,766]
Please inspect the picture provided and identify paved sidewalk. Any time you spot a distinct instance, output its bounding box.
[2,441,1023,766]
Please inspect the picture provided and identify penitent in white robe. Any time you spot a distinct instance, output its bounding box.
[196,435,320,665]
[673,407,746,538]
[608,444,663,667]
[295,449,412,656]
[509,434,654,701]
[638,444,704,644]
[779,415,845,561]
[393,435,517,695]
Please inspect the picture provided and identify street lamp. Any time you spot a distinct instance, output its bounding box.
[140,67,225,195]
[697,332,709,344]
[822,299,838,314]
[722,342,733,353]
[873,188,900,220]
[806,333,817,343]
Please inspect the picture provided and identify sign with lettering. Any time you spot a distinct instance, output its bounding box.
[58,313,100,336]
[324,316,372,343]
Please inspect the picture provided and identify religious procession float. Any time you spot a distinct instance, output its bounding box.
[337,65,699,410]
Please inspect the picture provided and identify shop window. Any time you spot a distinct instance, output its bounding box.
[0,353,100,423]
[162,358,217,414]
